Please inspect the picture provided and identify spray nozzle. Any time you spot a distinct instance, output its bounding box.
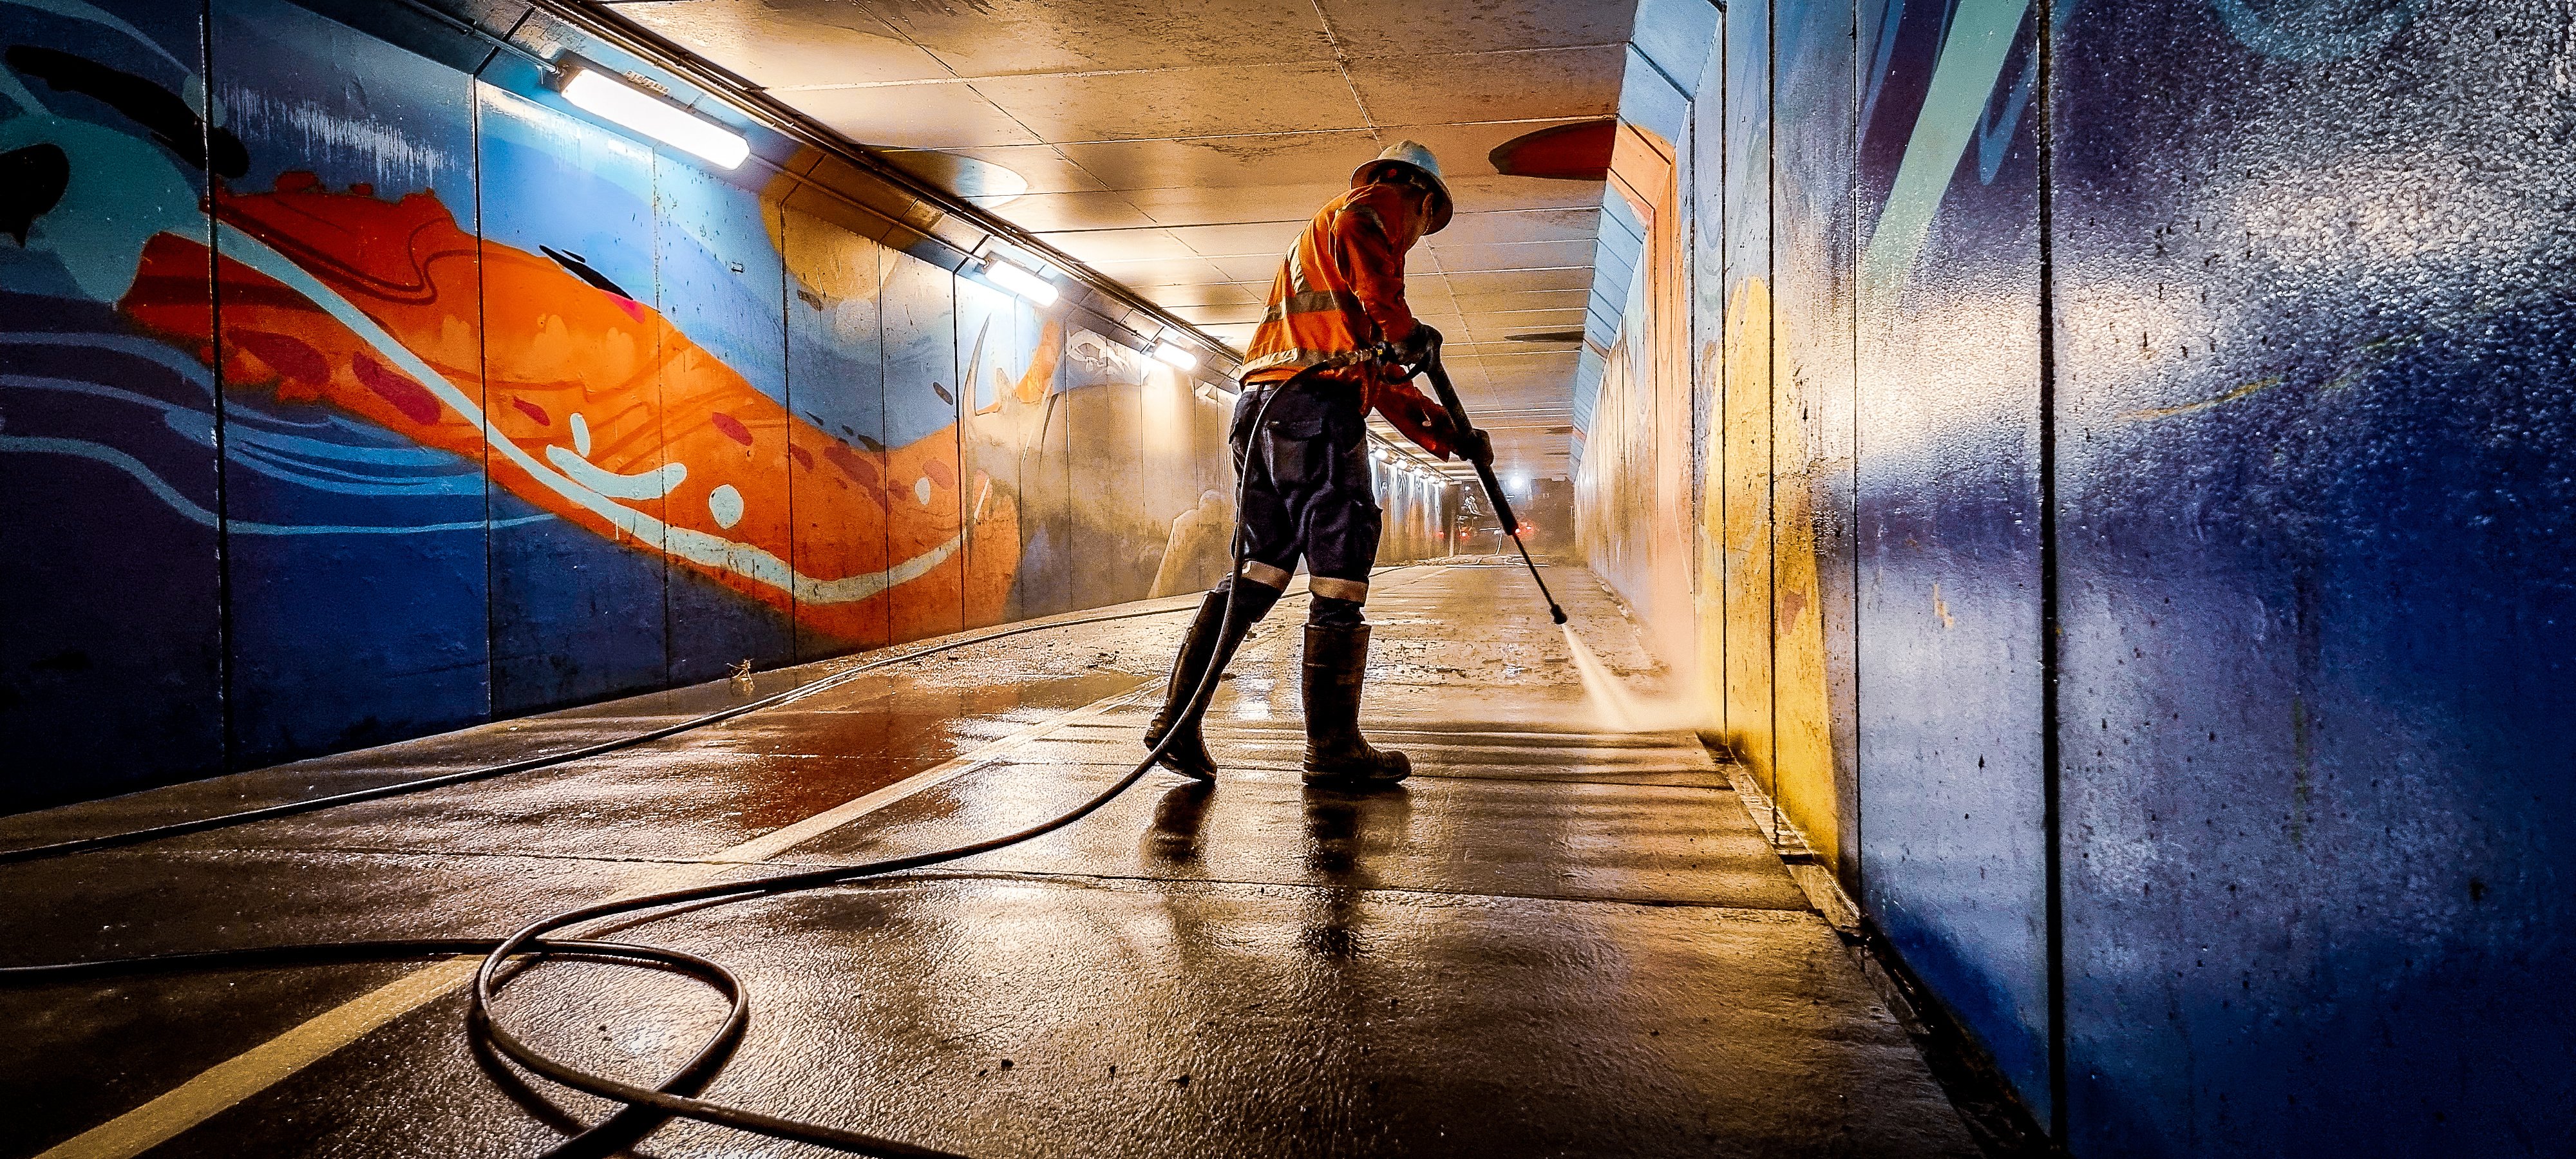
[1549,605,1567,625]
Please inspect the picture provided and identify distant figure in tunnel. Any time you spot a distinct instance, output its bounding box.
[1144,141,1493,786]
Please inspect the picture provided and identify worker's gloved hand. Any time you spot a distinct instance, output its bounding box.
[1391,323,1441,370]
[1461,428,1494,467]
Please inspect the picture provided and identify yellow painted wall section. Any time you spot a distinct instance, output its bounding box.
[1768,326,1839,866]
[1694,329,1728,719]
[1719,277,1774,774]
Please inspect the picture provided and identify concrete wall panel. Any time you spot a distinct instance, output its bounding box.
[1718,0,1776,778]
[778,188,892,658]
[1771,0,1862,874]
[0,0,225,807]
[1852,0,2052,1113]
[656,151,795,683]
[878,247,965,643]
[473,78,673,717]
[955,278,1028,629]
[207,0,495,766]
[2052,0,2576,1151]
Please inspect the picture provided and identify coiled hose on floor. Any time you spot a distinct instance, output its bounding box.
[1,384,1305,1159]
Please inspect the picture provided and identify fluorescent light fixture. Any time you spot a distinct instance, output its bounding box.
[560,66,749,169]
[1150,341,1200,370]
[981,258,1059,306]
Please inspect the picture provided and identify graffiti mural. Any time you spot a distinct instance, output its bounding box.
[1586,0,2572,1151]
[0,0,1264,808]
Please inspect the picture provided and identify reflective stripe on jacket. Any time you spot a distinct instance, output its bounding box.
[1240,183,1459,460]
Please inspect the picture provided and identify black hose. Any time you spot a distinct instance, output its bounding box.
[1,384,1309,1159]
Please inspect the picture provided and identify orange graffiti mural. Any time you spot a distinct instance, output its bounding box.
[118,174,1020,643]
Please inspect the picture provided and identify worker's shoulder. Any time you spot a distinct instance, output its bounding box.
[1330,184,1405,216]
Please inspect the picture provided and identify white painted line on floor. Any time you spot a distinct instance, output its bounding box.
[36,679,1166,1159]
[36,958,485,1159]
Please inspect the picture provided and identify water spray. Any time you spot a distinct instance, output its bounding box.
[1403,334,1566,626]
[1396,337,1707,734]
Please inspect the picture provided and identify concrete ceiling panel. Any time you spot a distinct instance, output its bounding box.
[1056,132,1383,190]
[971,61,1365,142]
[1168,220,1307,258]
[1466,310,1593,338]
[782,84,1041,149]
[1442,266,1595,296]
[1039,227,1200,265]
[1439,173,1615,215]
[859,0,1337,77]
[1128,282,1265,308]
[1439,207,1604,245]
[1429,240,1600,272]
[1207,252,1291,281]
[1122,182,1349,227]
[1345,47,1625,125]
[1482,350,1584,372]
[880,146,1112,194]
[966,191,1157,231]
[1087,256,1234,286]
[1168,303,1269,325]
[1448,288,1595,313]
[1311,0,1638,56]
[618,0,949,89]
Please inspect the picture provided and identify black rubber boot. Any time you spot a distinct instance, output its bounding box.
[1144,587,1272,779]
[1300,624,1410,785]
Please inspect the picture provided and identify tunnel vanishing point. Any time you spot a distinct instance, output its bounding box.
[0,1,2567,1156]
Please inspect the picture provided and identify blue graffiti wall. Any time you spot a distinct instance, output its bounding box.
[1588,0,2574,1150]
[2053,0,2575,1151]
[0,0,1284,811]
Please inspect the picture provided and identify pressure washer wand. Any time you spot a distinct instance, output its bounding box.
[1403,335,1567,625]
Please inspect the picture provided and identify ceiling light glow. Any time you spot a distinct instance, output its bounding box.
[981,259,1059,306]
[561,67,749,169]
[1150,341,1200,370]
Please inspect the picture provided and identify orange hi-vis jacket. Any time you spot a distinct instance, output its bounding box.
[1240,182,1461,460]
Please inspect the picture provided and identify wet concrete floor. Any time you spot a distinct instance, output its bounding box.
[1,564,1980,1158]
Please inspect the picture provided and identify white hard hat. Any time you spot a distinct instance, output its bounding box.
[1352,140,1454,233]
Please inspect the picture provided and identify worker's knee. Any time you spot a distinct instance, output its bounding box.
[1213,574,1285,621]
[1307,595,1365,627]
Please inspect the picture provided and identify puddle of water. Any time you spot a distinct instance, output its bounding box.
[1560,625,1701,733]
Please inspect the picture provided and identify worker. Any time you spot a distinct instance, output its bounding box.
[1143,141,1493,786]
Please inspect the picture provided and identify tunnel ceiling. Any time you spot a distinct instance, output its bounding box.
[599,0,1640,481]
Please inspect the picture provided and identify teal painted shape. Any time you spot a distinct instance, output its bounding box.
[1857,0,2033,297]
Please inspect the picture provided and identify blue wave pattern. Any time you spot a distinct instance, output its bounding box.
[0,319,540,534]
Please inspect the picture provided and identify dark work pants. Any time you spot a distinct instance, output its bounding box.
[1218,379,1379,626]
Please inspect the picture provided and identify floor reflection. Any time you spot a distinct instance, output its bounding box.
[1299,783,1412,959]
[1142,780,1215,865]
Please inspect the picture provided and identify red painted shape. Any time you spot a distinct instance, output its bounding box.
[228,330,330,388]
[787,445,814,469]
[922,457,955,487]
[350,351,442,424]
[709,411,753,446]
[513,397,550,426]
[1488,120,1618,180]
[824,443,879,489]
